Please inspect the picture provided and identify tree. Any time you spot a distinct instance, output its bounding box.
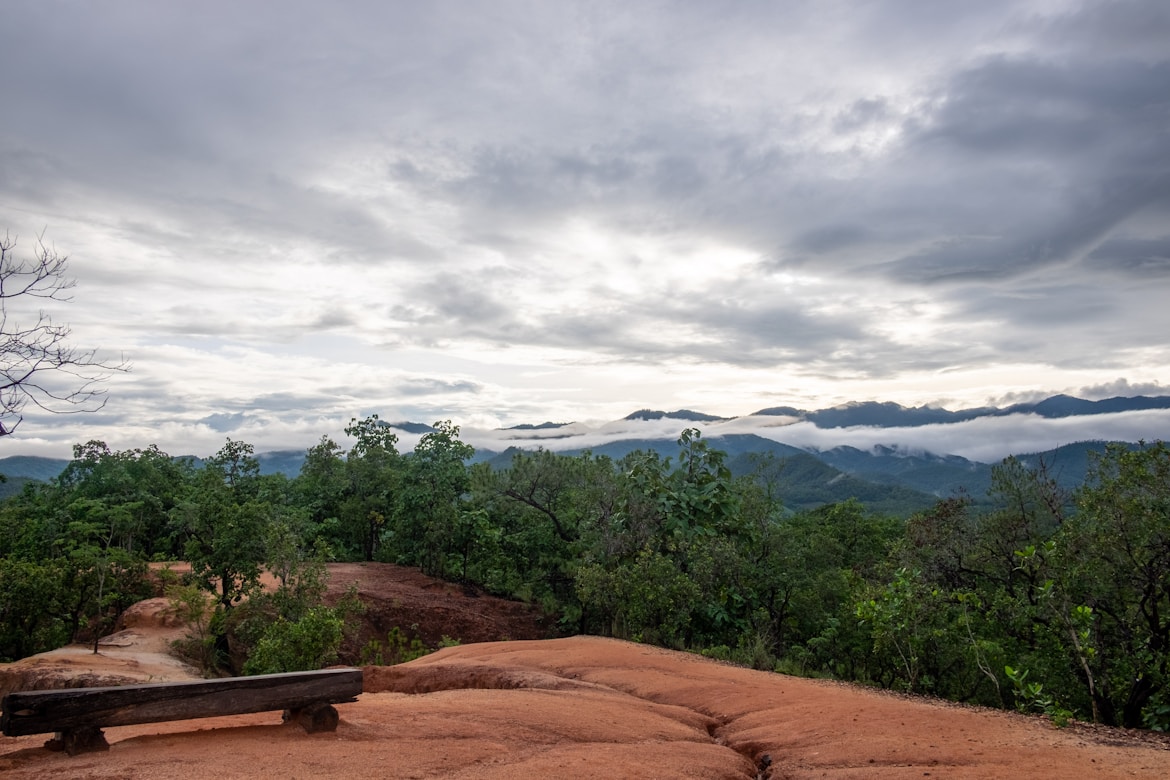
[575,430,749,648]
[393,421,474,576]
[0,232,127,436]
[0,557,69,661]
[175,439,269,611]
[471,449,619,615]
[294,436,348,549]
[340,416,403,561]
[56,441,191,558]
[1062,442,1170,727]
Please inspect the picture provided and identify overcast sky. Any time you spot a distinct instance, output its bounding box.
[2,0,1169,460]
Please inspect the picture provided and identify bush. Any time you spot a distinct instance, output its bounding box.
[243,606,346,675]
[360,626,429,666]
[165,583,219,673]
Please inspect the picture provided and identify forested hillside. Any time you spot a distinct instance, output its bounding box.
[1,421,1167,730]
[2,434,1129,516]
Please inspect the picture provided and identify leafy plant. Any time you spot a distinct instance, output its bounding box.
[1005,665,1073,726]
[242,605,346,675]
[360,625,432,665]
[165,583,218,673]
[1142,700,1170,732]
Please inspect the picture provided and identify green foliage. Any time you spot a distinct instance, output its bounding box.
[611,429,739,551]
[576,547,701,646]
[856,567,943,692]
[0,434,346,671]
[5,421,1170,734]
[161,437,358,675]
[165,583,219,672]
[58,441,191,558]
[232,579,361,676]
[242,606,346,675]
[0,556,69,661]
[0,440,176,659]
[471,448,619,622]
[389,421,475,576]
[294,436,349,551]
[340,416,403,561]
[1143,698,1170,732]
[698,629,778,671]
[175,439,269,611]
[1059,441,1170,727]
[221,554,353,675]
[360,625,431,666]
[1005,665,1073,726]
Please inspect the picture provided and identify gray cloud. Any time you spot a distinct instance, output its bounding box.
[1032,0,1170,61]
[1085,236,1170,276]
[1,0,1168,457]
[199,412,248,433]
[244,392,345,415]
[1077,378,1170,400]
[868,56,1170,283]
[792,225,873,255]
[395,378,483,397]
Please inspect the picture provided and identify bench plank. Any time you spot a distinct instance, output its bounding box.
[1,668,362,737]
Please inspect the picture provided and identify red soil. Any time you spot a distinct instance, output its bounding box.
[2,563,1167,779]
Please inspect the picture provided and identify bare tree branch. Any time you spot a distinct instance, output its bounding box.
[0,231,129,436]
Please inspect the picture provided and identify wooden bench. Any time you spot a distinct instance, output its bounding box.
[1,667,363,755]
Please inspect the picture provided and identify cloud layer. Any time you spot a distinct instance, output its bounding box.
[1,1,1168,457]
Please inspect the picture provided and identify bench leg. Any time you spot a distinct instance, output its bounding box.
[45,727,110,756]
[283,702,340,733]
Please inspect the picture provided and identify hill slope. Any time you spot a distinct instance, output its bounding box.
[3,617,1167,778]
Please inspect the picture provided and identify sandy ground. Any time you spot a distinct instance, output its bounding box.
[0,597,200,698]
[2,564,1168,779]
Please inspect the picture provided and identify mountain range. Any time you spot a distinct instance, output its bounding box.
[4,394,1165,512]
[624,393,1170,428]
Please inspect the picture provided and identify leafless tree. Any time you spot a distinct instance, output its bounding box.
[0,231,128,436]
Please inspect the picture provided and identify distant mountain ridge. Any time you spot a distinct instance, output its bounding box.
[751,394,1170,428]
[4,394,1166,512]
[425,394,1170,434]
[378,393,1170,435]
[624,409,729,422]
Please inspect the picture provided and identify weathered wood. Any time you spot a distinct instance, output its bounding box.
[1,668,362,739]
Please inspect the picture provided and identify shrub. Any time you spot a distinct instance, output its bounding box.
[359,625,431,666]
[165,583,219,674]
[243,606,345,675]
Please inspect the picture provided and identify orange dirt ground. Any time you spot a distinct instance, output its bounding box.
[1,563,1167,779]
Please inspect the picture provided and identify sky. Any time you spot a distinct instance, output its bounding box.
[2,0,1169,461]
